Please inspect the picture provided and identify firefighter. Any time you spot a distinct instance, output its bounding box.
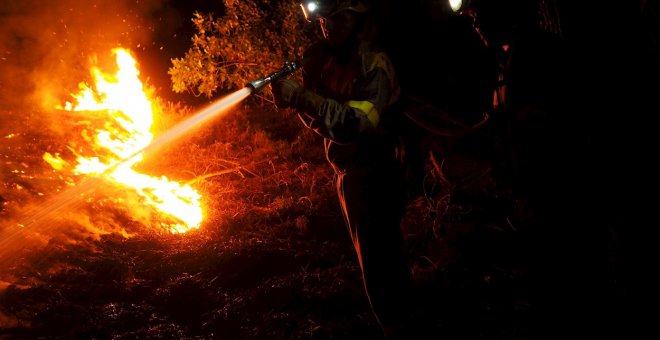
[271,0,412,336]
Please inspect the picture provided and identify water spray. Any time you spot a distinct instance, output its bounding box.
[4,89,248,236]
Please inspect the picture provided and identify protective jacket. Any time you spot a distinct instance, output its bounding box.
[295,40,403,172]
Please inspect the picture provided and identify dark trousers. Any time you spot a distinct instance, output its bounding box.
[334,163,412,328]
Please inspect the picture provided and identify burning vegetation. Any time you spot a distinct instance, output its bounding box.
[43,48,203,234]
[0,44,360,337]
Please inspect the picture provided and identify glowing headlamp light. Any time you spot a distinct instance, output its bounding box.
[300,1,321,22]
[449,0,463,12]
[448,0,472,13]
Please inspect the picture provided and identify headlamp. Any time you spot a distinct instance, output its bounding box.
[299,0,368,22]
[448,0,471,13]
[298,0,370,39]
[299,0,335,22]
[449,0,463,12]
[299,1,317,22]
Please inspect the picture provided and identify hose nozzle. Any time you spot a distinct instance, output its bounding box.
[247,61,298,94]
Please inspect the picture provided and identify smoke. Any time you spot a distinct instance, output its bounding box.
[0,0,183,110]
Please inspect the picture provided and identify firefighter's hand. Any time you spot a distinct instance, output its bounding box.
[272,78,302,109]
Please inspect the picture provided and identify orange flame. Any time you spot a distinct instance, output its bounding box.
[45,48,202,234]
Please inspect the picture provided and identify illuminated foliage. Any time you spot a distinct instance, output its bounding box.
[169,0,310,103]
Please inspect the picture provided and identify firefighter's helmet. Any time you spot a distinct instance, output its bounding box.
[299,0,371,41]
[299,0,370,22]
